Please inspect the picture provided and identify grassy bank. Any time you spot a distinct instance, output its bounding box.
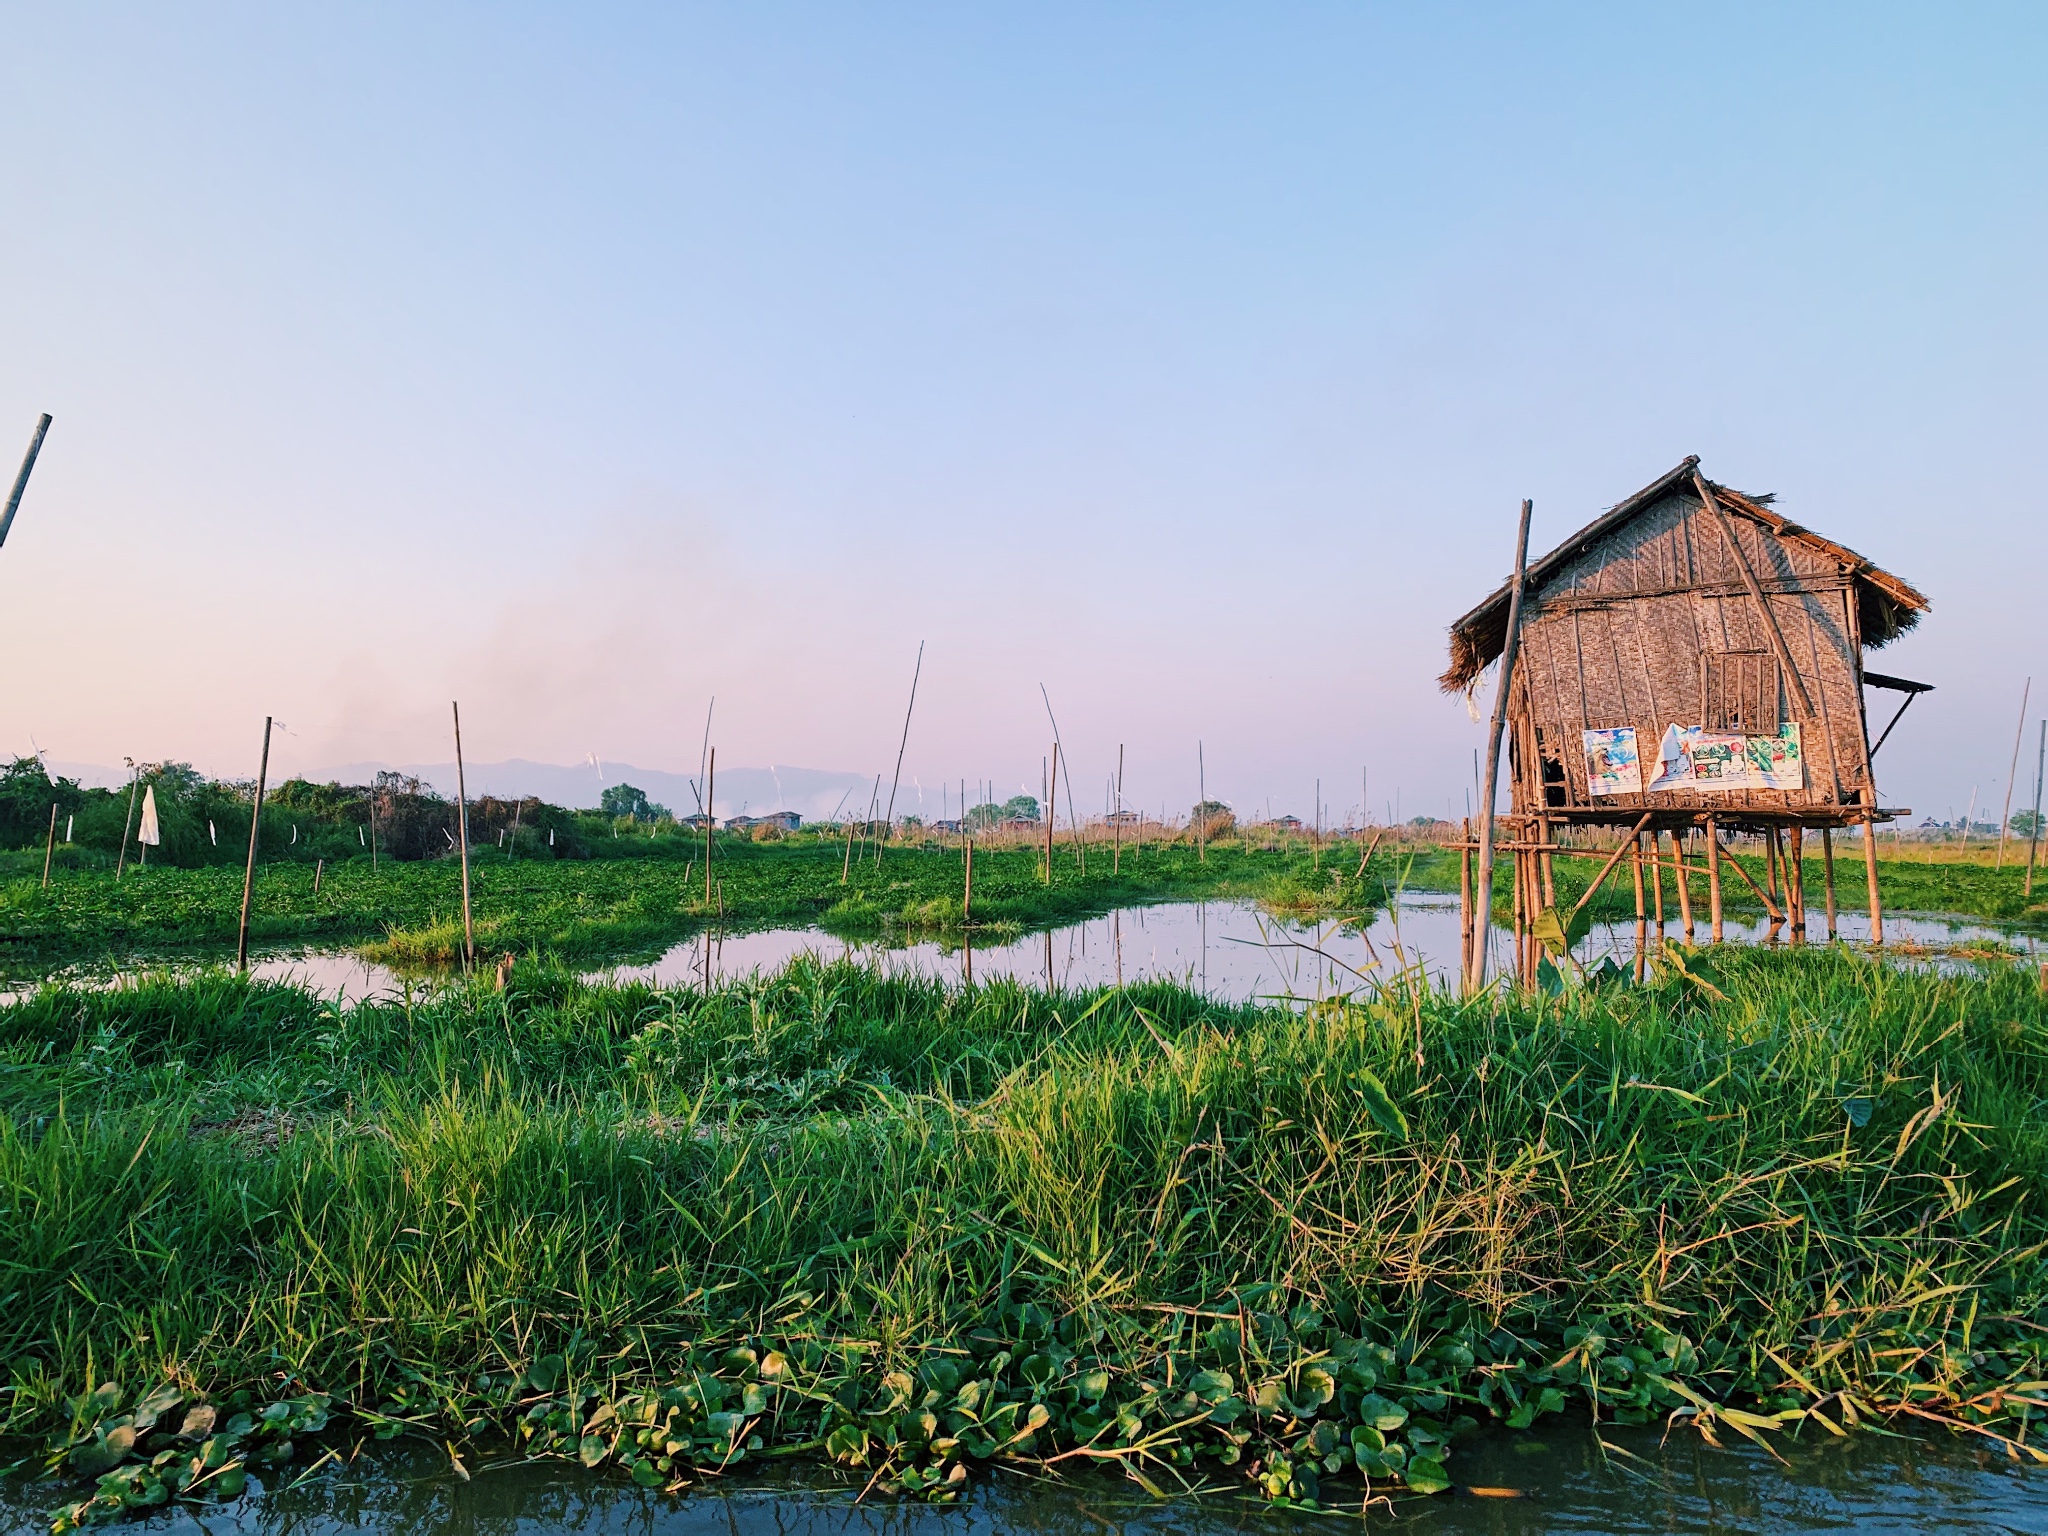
[5,948,2043,1523]
[0,841,1388,973]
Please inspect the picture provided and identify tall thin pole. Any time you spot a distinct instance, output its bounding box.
[1044,744,1058,883]
[2026,721,2045,898]
[879,642,925,864]
[42,802,58,888]
[453,702,474,972]
[0,414,53,551]
[236,717,273,973]
[1997,678,2030,868]
[706,748,718,901]
[116,764,139,879]
[1113,744,1124,875]
[1468,499,1533,995]
[1197,742,1206,863]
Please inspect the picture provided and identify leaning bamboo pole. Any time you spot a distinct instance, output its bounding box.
[236,718,274,974]
[1467,499,1533,995]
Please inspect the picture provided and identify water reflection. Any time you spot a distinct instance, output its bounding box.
[598,895,2037,1005]
[5,898,2035,1010]
[1,1418,2036,1535]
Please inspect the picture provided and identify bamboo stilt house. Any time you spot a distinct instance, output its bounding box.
[1449,454,1925,974]
[1444,456,1929,833]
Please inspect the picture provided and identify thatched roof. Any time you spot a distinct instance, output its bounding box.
[1440,457,1929,694]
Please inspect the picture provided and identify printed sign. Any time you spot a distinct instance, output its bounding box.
[1647,723,1693,792]
[1642,721,1806,794]
[1748,721,1804,790]
[1582,727,1642,797]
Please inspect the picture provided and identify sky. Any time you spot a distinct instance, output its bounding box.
[1,3,2043,825]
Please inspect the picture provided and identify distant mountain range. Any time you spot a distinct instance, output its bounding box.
[44,757,874,822]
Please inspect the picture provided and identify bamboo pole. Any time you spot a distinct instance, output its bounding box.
[1045,743,1058,883]
[2027,722,2045,898]
[1458,820,1474,981]
[1569,812,1655,919]
[706,750,719,902]
[1787,824,1806,941]
[1694,471,1815,721]
[1711,832,1786,922]
[1468,498,1534,995]
[1632,834,1647,979]
[877,642,925,866]
[1196,741,1206,864]
[453,702,474,972]
[1822,826,1838,939]
[1706,817,1724,942]
[41,801,58,888]
[1671,829,1694,940]
[236,717,273,973]
[1650,825,1665,935]
[313,858,324,896]
[963,835,973,927]
[1998,678,2031,868]
[116,765,139,879]
[1863,803,1885,945]
[1113,745,1124,875]
[0,413,53,551]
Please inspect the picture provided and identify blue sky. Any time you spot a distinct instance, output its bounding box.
[1,4,2042,823]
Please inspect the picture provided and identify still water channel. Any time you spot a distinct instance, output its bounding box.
[201,892,2040,1008]
[1,1416,2039,1535]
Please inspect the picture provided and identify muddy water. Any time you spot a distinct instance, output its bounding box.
[1,1417,2037,1534]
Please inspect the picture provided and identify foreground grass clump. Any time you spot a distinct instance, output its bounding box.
[3,949,2044,1524]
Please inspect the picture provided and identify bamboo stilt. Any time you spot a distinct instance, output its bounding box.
[1671,829,1694,941]
[1863,811,1884,945]
[1632,833,1647,981]
[453,702,474,972]
[1650,829,1665,935]
[1822,827,1838,939]
[1788,824,1806,942]
[41,802,57,889]
[1459,824,1474,984]
[1705,817,1724,942]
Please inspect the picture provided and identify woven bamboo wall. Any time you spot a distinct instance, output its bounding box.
[1507,487,1873,819]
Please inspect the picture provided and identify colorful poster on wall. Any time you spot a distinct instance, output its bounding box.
[1647,723,1693,791]
[1747,721,1804,790]
[1582,727,1642,797]
[1686,731,1751,788]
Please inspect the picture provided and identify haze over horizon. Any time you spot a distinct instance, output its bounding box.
[3,5,2043,830]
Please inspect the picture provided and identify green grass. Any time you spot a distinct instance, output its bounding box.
[4,947,2044,1522]
[1391,840,2048,929]
[0,840,1388,975]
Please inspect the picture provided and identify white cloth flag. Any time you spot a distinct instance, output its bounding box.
[137,786,161,846]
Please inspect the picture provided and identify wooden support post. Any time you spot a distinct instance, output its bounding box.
[1863,809,1884,946]
[1787,824,1806,942]
[1650,828,1665,935]
[236,717,274,974]
[1670,829,1694,941]
[1822,827,1838,940]
[1632,833,1647,981]
[1537,814,1556,909]
[1705,816,1724,942]
[1712,831,1785,922]
[1511,845,1526,984]
[1765,827,1782,909]
[41,802,57,889]
[116,768,139,879]
[453,702,474,973]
